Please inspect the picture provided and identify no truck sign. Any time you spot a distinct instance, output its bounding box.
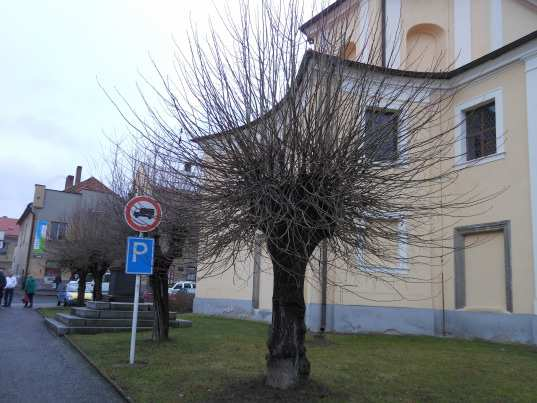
[124,195,162,233]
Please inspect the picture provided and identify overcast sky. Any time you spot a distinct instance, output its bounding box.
[0,1,320,219]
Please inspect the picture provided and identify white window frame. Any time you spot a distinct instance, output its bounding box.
[454,88,504,169]
[356,215,409,275]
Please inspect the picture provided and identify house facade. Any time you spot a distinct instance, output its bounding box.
[194,0,537,345]
[12,166,112,289]
[0,217,20,273]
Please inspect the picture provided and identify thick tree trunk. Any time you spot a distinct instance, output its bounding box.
[77,271,87,306]
[93,272,103,301]
[265,241,311,389]
[151,268,170,341]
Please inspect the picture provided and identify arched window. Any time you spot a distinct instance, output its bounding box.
[340,41,357,61]
[405,24,446,71]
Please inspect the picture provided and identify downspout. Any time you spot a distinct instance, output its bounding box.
[381,0,387,67]
[23,210,36,288]
[320,239,328,333]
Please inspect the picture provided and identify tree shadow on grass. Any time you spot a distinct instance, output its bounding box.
[202,376,348,403]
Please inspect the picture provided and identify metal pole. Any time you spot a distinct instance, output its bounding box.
[320,240,328,333]
[129,232,143,365]
[441,271,446,336]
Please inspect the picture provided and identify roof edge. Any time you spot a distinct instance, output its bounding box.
[193,28,537,142]
[299,0,349,34]
[17,203,33,225]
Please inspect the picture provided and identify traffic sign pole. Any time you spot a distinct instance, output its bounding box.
[129,232,143,365]
[124,195,162,366]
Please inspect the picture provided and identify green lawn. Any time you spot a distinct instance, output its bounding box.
[38,306,70,318]
[65,314,537,402]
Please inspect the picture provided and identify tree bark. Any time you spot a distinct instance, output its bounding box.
[151,268,170,341]
[265,241,311,389]
[77,271,87,306]
[93,271,103,301]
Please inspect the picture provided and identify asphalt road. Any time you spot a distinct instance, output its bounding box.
[0,294,125,403]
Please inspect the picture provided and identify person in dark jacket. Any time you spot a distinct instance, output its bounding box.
[24,275,36,308]
[0,269,6,305]
[54,274,62,290]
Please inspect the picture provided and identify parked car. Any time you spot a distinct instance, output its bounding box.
[85,272,111,295]
[168,281,196,295]
[62,280,93,305]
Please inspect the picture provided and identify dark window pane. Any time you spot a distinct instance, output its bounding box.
[49,222,67,241]
[465,101,496,161]
[364,108,399,162]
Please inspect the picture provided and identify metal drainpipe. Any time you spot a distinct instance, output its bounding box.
[320,239,328,333]
[381,0,387,67]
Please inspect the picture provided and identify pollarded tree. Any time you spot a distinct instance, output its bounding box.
[115,0,494,389]
[48,202,125,304]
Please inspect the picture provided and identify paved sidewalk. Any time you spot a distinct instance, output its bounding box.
[0,305,125,403]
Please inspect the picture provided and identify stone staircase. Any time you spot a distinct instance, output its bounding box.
[45,301,192,336]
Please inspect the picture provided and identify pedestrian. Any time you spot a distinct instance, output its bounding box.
[54,273,62,290]
[56,280,66,306]
[3,271,16,307]
[0,268,6,307]
[24,275,36,308]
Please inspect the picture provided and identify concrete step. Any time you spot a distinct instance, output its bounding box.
[71,307,100,318]
[170,319,193,328]
[55,313,86,326]
[45,317,69,336]
[71,307,176,320]
[56,313,154,328]
[86,301,110,310]
[45,318,153,335]
[64,326,153,335]
[45,317,191,336]
[110,302,153,311]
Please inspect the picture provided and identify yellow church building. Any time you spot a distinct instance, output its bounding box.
[194,0,537,345]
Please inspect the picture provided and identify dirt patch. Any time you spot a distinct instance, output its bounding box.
[202,377,347,403]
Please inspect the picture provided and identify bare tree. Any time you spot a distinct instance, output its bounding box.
[111,0,495,389]
[48,202,125,304]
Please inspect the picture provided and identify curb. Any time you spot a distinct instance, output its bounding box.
[64,335,134,403]
[37,308,134,403]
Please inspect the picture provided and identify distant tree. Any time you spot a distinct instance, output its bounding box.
[48,202,125,304]
[112,1,494,389]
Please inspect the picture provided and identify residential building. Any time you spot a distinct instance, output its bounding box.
[12,166,112,289]
[194,0,537,345]
[0,217,20,273]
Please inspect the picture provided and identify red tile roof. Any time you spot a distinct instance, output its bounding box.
[0,217,20,237]
[65,177,112,194]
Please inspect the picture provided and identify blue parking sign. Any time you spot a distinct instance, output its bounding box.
[125,237,155,275]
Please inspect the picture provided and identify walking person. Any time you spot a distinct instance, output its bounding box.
[56,280,66,306]
[24,275,36,308]
[54,273,61,290]
[3,271,16,307]
[0,269,6,307]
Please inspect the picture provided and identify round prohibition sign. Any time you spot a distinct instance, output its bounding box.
[124,195,162,233]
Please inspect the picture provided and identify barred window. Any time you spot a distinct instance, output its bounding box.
[364,108,399,162]
[465,101,496,161]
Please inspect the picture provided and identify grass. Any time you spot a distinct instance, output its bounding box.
[37,306,70,318]
[64,314,537,402]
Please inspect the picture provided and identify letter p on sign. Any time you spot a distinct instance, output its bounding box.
[126,237,155,275]
[132,241,148,263]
